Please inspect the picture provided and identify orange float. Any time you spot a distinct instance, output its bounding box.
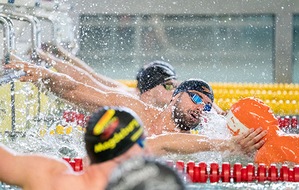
[226,97,299,166]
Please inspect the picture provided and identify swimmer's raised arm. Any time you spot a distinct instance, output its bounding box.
[45,43,132,91]
[36,49,132,95]
[4,61,150,120]
[0,143,71,188]
[146,127,266,156]
[9,52,24,62]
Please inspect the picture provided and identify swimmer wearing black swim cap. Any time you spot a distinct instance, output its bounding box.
[136,60,179,108]
[136,60,177,94]
[171,79,214,131]
[85,106,145,163]
[106,157,186,190]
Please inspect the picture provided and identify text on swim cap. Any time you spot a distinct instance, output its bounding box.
[94,119,141,153]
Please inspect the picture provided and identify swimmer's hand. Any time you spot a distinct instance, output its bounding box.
[41,42,61,56]
[4,61,76,93]
[36,48,63,67]
[4,61,52,83]
[231,127,267,156]
[10,52,23,62]
[56,43,72,57]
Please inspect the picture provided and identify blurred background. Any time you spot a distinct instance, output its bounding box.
[67,0,299,84]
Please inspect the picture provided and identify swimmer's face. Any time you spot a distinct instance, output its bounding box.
[172,91,212,130]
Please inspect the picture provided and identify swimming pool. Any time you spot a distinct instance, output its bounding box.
[1,115,299,190]
[0,80,298,189]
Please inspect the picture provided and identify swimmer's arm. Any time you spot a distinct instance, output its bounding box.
[54,44,132,91]
[146,133,228,155]
[5,60,82,99]
[146,128,266,156]
[44,75,145,114]
[37,50,96,86]
[37,49,129,94]
[54,43,95,74]
[0,144,70,188]
[5,61,147,114]
[10,52,23,62]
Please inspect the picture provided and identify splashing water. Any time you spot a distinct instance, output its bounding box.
[160,111,253,165]
[0,119,86,190]
[192,111,231,139]
[1,122,86,159]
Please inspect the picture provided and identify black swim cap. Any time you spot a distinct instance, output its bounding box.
[106,157,186,190]
[173,79,214,102]
[85,106,144,164]
[136,60,177,94]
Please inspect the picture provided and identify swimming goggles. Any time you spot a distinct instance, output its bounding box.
[162,82,177,91]
[187,92,212,112]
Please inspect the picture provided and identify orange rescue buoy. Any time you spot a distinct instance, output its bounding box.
[226,97,299,166]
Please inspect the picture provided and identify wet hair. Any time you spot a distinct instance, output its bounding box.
[136,60,177,94]
[106,157,186,190]
[84,106,144,164]
[172,78,214,102]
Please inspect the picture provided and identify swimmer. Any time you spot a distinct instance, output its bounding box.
[107,157,186,190]
[0,106,147,190]
[35,45,226,111]
[5,61,267,156]
[33,49,178,107]
[34,48,178,107]
[136,61,223,113]
[34,49,179,107]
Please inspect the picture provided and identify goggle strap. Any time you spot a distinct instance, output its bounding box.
[137,138,145,149]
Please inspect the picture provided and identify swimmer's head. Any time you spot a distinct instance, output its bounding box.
[84,106,145,164]
[136,60,177,94]
[170,79,214,131]
[106,157,186,190]
[173,79,214,111]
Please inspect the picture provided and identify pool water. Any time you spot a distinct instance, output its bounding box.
[1,111,299,189]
